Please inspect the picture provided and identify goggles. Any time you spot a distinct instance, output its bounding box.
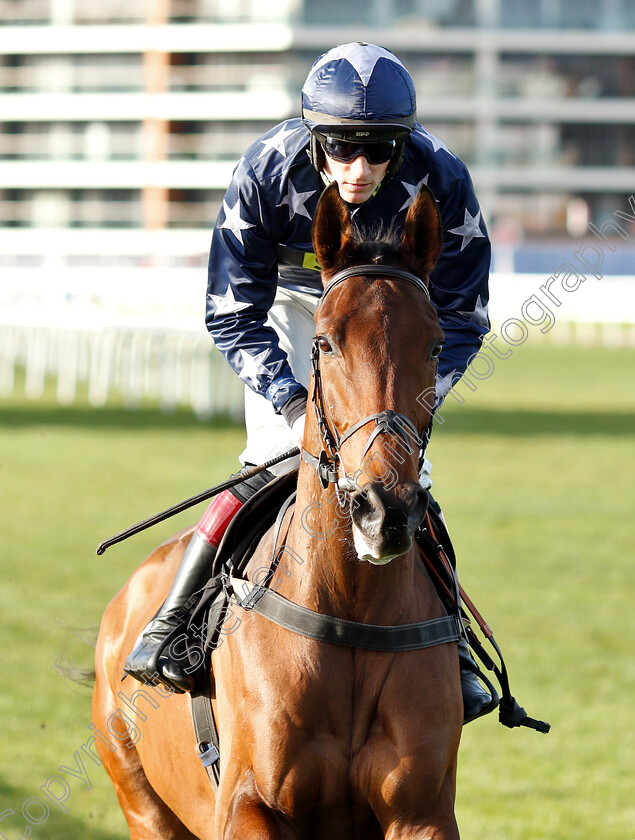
[322,137,396,165]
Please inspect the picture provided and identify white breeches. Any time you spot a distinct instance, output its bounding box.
[240,287,318,475]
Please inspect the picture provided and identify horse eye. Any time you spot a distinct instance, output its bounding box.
[317,336,333,354]
[430,341,444,360]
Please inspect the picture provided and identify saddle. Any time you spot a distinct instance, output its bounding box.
[182,470,549,790]
[184,469,299,663]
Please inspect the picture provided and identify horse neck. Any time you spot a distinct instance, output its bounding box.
[282,458,420,625]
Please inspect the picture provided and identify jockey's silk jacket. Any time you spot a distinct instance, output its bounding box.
[206,119,491,415]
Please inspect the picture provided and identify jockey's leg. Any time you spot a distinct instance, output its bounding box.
[457,636,497,724]
[123,468,274,693]
[240,287,317,473]
[420,460,497,724]
[124,288,316,693]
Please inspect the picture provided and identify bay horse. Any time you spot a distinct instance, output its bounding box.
[93,182,463,839]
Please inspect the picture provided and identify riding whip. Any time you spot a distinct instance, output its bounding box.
[95,447,300,556]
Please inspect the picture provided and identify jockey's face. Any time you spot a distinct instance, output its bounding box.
[322,151,389,204]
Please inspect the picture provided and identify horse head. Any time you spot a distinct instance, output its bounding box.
[309,182,444,565]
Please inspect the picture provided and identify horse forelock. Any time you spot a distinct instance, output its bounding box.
[347,219,403,268]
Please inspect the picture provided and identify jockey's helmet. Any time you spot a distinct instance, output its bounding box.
[301,42,416,183]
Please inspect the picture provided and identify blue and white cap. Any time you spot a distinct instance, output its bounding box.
[301,42,417,143]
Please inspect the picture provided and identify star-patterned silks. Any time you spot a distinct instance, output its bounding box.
[237,347,272,386]
[278,181,316,221]
[435,370,460,398]
[416,127,456,158]
[400,175,430,211]
[459,294,489,327]
[219,198,254,246]
[259,123,298,159]
[207,115,491,414]
[308,43,407,86]
[448,208,486,251]
[207,284,251,318]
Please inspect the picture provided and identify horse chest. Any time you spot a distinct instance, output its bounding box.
[241,717,385,835]
[228,637,441,817]
[227,687,448,840]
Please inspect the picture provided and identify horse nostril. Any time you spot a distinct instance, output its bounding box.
[416,485,429,511]
[409,486,429,530]
[350,487,383,531]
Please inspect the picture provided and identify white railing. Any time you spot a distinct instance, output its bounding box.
[488,272,635,348]
[0,265,244,418]
[0,321,244,418]
[1,266,633,418]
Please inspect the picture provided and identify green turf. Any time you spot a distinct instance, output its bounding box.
[0,343,633,839]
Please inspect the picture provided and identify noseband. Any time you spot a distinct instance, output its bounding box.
[301,264,431,500]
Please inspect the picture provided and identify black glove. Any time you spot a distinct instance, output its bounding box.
[280,387,308,428]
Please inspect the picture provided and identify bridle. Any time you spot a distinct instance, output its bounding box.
[320,263,430,302]
[301,264,432,503]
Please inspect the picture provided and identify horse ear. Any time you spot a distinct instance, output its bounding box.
[400,184,442,277]
[312,182,354,279]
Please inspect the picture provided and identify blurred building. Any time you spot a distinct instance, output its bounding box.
[0,0,634,251]
[1,0,634,414]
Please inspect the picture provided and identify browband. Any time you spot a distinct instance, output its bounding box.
[322,264,430,301]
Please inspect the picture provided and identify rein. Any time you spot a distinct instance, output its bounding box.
[302,263,431,496]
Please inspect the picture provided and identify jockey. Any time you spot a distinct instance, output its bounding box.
[125,42,494,723]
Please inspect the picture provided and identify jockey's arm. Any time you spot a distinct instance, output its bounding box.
[429,167,491,406]
[205,156,308,420]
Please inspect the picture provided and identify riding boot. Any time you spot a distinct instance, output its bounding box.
[123,468,274,693]
[458,637,498,724]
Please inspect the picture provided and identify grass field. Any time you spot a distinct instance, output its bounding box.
[1,343,633,839]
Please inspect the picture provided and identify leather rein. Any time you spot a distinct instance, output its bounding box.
[301,264,431,499]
